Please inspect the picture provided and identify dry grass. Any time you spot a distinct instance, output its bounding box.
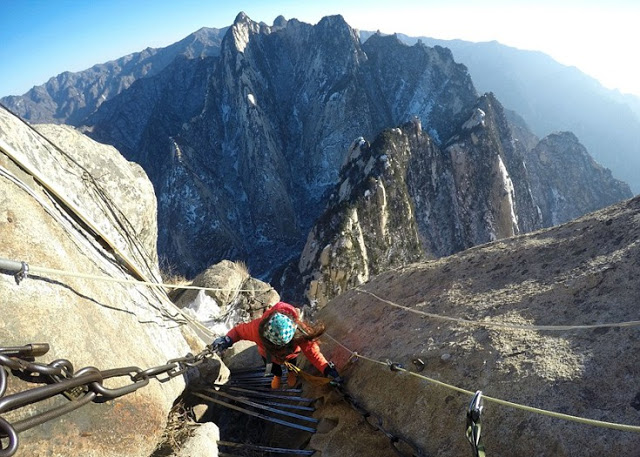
[151,400,197,457]
[233,260,250,277]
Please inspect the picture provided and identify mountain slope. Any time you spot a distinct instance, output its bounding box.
[0,26,227,125]
[362,33,640,193]
[84,14,478,278]
[311,194,640,456]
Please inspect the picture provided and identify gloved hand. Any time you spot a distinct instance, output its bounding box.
[324,361,343,385]
[210,335,233,353]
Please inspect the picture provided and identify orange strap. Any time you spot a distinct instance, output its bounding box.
[285,362,331,386]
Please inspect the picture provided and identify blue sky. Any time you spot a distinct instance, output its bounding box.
[1,0,639,97]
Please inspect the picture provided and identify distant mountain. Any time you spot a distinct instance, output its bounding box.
[84,15,478,278]
[0,26,227,125]
[0,14,632,283]
[291,95,631,305]
[360,32,640,193]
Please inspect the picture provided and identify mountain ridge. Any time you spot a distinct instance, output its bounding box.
[361,31,640,193]
[0,13,633,283]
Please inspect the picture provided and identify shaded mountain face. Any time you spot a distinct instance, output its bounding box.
[82,14,478,278]
[0,27,227,125]
[296,94,631,305]
[525,132,633,227]
[370,33,640,193]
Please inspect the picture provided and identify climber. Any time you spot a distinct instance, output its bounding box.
[210,301,341,389]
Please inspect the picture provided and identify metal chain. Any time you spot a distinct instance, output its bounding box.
[332,381,426,457]
[0,342,217,457]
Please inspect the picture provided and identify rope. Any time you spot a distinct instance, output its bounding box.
[0,257,273,294]
[322,333,640,434]
[355,288,640,331]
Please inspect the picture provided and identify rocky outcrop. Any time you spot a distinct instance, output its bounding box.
[298,94,630,306]
[525,131,632,226]
[298,130,428,307]
[310,195,640,457]
[0,107,211,456]
[173,260,280,334]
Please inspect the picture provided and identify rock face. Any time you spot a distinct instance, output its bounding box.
[0,107,208,456]
[525,131,632,226]
[310,195,640,457]
[297,94,631,306]
[80,14,478,278]
[376,33,640,194]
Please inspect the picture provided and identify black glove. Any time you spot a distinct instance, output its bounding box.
[211,336,233,353]
[324,362,343,384]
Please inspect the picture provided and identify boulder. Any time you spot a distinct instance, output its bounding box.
[173,422,219,457]
[174,260,280,335]
[0,107,207,456]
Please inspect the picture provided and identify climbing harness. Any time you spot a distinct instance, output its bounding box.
[0,343,216,457]
[466,391,486,457]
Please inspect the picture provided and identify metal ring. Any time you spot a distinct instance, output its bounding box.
[50,359,74,378]
[0,417,19,457]
[391,437,425,457]
[0,367,6,398]
[364,412,383,431]
[131,363,177,382]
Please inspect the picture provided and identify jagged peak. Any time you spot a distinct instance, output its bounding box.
[363,31,405,47]
[227,11,263,53]
[234,11,251,24]
[273,15,287,28]
[316,14,355,36]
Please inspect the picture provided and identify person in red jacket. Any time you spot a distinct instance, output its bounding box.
[211,301,341,389]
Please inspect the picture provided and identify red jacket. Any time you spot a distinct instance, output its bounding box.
[226,302,329,373]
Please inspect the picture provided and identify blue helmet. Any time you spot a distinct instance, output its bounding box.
[264,313,297,346]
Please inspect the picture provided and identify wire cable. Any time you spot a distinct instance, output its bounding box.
[323,333,640,433]
[355,287,640,331]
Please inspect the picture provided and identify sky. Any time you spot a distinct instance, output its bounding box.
[1,0,639,98]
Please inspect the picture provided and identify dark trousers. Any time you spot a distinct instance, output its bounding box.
[262,357,296,376]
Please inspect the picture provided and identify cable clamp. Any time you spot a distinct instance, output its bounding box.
[385,360,404,372]
[412,358,425,372]
[14,261,29,285]
[466,390,486,457]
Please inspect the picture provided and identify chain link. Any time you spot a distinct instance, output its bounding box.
[333,384,425,457]
[0,343,217,457]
